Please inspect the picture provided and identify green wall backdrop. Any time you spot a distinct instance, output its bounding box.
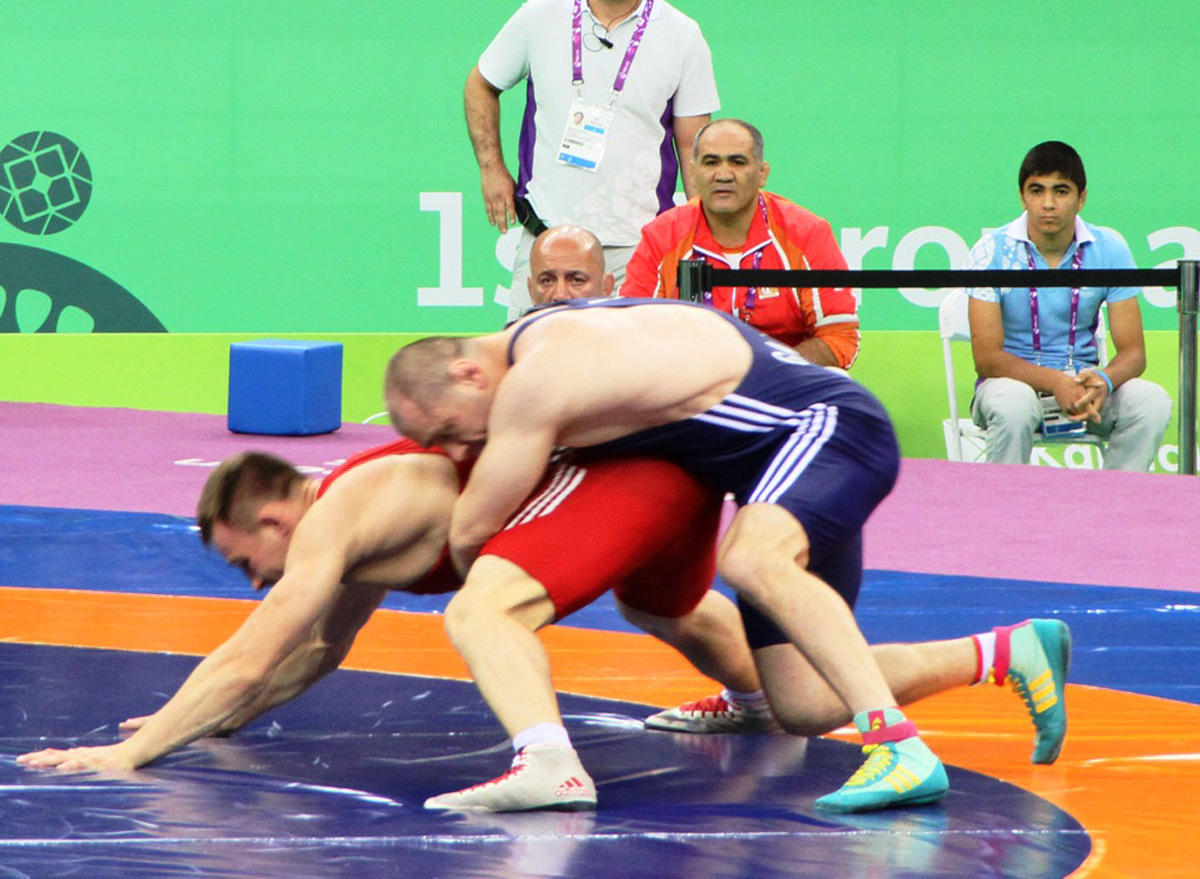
[2,1,1197,461]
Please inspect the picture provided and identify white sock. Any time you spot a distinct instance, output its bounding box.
[512,722,572,753]
[972,632,997,684]
[724,688,769,710]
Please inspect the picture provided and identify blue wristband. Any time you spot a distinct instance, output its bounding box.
[1095,369,1113,395]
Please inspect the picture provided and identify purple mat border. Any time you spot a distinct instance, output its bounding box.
[868,456,1200,592]
[1,402,391,517]
[3,402,1197,593]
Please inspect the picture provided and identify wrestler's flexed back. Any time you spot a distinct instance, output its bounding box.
[502,298,750,446]
[501,297,859,449]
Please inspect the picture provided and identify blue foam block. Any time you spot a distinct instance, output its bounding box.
[227,340,342,435]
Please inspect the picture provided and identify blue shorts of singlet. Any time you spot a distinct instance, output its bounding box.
[732,403,900,649]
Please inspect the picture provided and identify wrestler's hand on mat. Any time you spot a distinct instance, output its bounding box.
[120,713,235,737]
[119,714,153,732]
[16,743,138,774]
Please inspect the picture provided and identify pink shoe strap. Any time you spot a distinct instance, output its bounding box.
[860,709,919,745]
[991,622,1022,686]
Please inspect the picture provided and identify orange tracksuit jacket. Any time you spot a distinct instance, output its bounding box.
[621,191,860,368]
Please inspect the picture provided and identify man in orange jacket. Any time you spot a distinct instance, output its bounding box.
[621,118,860,369]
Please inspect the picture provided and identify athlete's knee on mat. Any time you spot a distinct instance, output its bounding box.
[761,686,833,736]
[771,709,841,738]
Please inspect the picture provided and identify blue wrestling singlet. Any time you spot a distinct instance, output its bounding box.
[507,297,897,502]
[508,298,900,643]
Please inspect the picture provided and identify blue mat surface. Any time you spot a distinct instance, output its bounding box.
[3,504,1196,704]
[2,643,1090,879]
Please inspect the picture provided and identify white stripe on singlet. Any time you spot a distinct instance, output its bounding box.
[683,389,843,503]
[748,404,839,504]
[504,462,586,529]
[694,392,809,432]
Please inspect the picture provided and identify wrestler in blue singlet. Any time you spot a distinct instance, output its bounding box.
[508,298,900,648]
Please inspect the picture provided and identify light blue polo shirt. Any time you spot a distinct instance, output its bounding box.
[965,213,1139,370]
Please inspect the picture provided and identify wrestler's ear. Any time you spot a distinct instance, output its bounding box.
[447,358,488,389]
[255,500,294,535]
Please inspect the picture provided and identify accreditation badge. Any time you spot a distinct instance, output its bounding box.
[1038,368,1087,437]
[556,98,613,172]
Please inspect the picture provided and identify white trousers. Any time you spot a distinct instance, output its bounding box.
[971,376,1172,471]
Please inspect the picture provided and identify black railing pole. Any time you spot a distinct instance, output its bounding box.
[677,259,712,303]
[677,261,1190,475]
[1178,260,1199,475]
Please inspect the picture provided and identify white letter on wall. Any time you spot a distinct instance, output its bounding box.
[839,227,889,305]
[1145,226,1200,309]
[893,226,970,308]
[840,226,890,270]
[418,192,484,307]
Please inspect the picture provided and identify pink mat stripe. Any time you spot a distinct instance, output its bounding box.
[3,403,1197,593]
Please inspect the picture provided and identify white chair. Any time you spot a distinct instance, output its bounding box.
[939,290,1107,464]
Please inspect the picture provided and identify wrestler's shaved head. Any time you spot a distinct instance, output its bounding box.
[384,336,466,405]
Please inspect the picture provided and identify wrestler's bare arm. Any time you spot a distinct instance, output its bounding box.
[512,305,750,430]
[213,583,388,734]
[18,455,459,772]
[119,584,382,735]
[449,394,558,574]
[236,456,459,720]
[16,544,357,772]
[450,312,743,570]
[126,456,458,738]
[449,321,639,571]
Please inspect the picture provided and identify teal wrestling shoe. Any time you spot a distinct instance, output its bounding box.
[992,619,1071,764]
[814,708,948,814]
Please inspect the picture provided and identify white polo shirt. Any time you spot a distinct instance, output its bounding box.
[478,0,719,245]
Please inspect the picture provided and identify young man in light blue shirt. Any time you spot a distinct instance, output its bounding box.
[965,140,1171,470]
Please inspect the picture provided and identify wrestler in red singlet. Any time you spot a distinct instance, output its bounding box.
[320,438,722,619]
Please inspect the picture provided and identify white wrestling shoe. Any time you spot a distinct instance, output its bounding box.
[423,743,597,813]
[644,690,780,734]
